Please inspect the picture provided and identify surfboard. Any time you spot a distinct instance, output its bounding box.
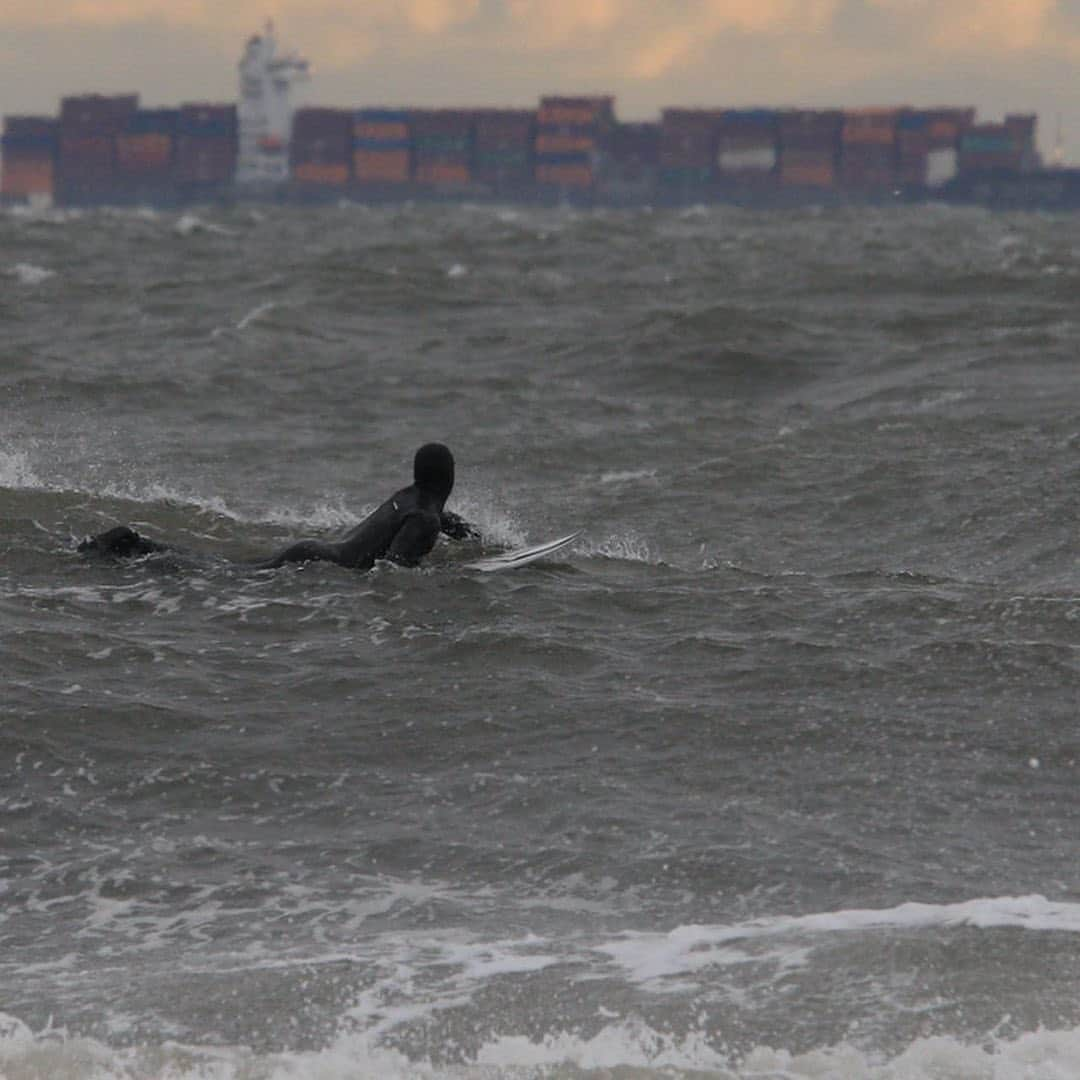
[466,531,581,573]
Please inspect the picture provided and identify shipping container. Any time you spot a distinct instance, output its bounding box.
[779,148,836,187]
[293,162,350,186]
[1,117,57,203]
[2,115,58,202]
[600,122,659,201]
[115,133,173,174]
[291,108,352,183]
[840,142,896,190]
[779,109,843,151]
[115,109,177,180]
[910,107,975,149]
[473,110,535,190]
[354,109,410,143]
[958,124,1022,174]
[1,160,55,200]
[178,104,238,138]
[660,109,723,170]
[716,137,777,174]
[3,115,59,144]
[353,109,412,187]
[535,131,596,155]
[887,113,931,186]
[608,123,660,168]
[353,149,411,184]
[60,94,138,135]
[713,111,778,190]
[842,108,904,146]
[926,148,958,187]
[413,161,471,186]
[57,134,116,204]
[537,96,615,129]
[1005,114,1040,170]
[535,162,593,189]
[174,135,237,190]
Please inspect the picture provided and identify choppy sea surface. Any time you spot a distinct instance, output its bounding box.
[1,200,1079,1079]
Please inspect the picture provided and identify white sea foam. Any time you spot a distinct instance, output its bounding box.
[598,895,1080,988]
[599,468,658,484]
[235,300,276,330]
[5,1012,1080,1079]
[580,532,657,564]
[7,262,56,285]
[173,213,236,238]
[0,447,41,489]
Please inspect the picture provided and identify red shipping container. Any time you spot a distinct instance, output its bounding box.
[354,150,410,183]
[116,134,173,174]
[174,135,236,184]
[1,159,54,198]
[293,162,349,186]
[60,94,138,135]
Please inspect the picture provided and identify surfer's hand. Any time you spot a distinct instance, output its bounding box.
[440,511,480,541]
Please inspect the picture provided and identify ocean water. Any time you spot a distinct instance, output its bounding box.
[1,198,1079,1079]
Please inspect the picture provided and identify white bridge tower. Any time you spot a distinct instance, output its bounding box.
[237,21,309,189]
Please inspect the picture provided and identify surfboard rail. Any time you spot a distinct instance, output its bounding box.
[465,530,581,572]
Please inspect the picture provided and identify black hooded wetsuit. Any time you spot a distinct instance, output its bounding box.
[78,443,478,570]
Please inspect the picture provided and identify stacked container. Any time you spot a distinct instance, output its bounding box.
[715,110,779,191]
[57,94,138,206]
[291,108,352,192]
[353,110,411,187]
[410,110,473,189]
[1,116,58,204]
[659,109,721,195]
[174,104,238,198]
[535,96,614,192]
[1005,114,1040,171]
[895,112,931,188]
[472,110,535,194]
[115,109,178,203]
[958,124,1024,174]
[840,108,902,191]
[924,108,974,187]
[602,122,660,200]
[778,110,842,188]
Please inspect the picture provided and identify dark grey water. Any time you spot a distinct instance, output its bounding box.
[1,200,1079,1078]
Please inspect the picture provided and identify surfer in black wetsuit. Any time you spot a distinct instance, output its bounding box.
[79,443,479,571]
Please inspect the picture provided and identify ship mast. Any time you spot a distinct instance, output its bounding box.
[236,20,309,190]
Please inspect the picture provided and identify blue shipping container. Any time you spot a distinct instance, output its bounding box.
[2,133,57,151]
[353,137,411,152]
[355,110,409,124]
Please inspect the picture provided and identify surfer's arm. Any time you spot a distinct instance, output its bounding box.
[256,538,341,569]
[386,512,441,567]
[440,510,480,541]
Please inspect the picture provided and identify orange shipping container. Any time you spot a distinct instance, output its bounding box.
[842,108,902,145]
[780,163,835,187]
[354,122,409,142]
[1,159,54,197]
[414,161,470,185]
[538,107,596,128]
[536,163,593,188]
[353,150,410,182]
[115,133,172,173]
[294,162,349,186]
[928,120,960,144]
[535,133,596,154]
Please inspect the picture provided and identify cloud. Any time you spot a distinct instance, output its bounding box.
[5,0,1078,66]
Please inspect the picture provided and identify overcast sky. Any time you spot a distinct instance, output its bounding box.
[3,1,1078,159]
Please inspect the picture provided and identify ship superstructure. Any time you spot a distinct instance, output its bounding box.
[236,21,308,189]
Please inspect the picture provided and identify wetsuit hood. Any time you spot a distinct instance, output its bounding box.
[414,442,455,502]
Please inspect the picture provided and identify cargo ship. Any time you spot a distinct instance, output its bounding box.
[3,25,1073,211]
